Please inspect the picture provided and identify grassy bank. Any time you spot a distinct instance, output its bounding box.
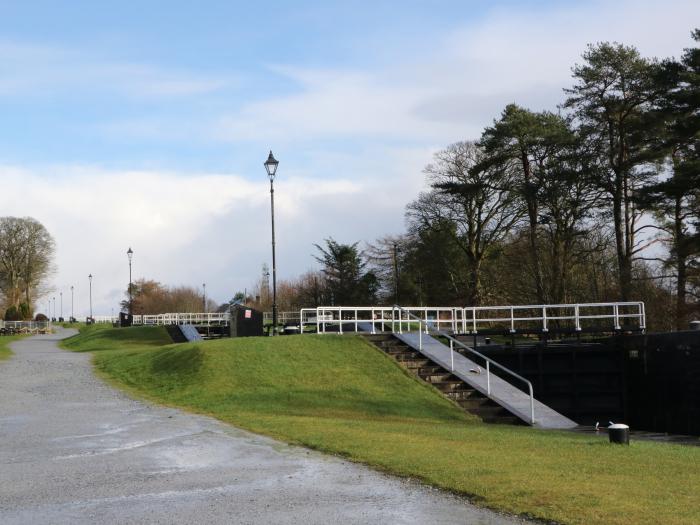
[63,326,700,525]
[0,335,24,361]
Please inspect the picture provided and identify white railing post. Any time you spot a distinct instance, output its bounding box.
[354,309,358,333]
[542,307,548,332]
[575,304,581,331]
[613,304,620,330]
[486,361,491,396]
[510,306,515,333]
[529,384,535,425]
[419,320,422,351]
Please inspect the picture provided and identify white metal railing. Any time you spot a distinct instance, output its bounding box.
[299,302,645,334]
[263,311,300,323]
[300,306,463,334]
[0,320,53,334]
[92,316,119,324]
[134,313,230,326]
[394,305,535,425]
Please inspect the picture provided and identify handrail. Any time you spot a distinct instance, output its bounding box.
[299,301,645,335]
[393,305,536,425]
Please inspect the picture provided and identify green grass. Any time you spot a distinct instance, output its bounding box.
[0,335,25,361]
[62,326,700,525]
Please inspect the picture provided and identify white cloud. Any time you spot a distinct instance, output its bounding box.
[216,0,699,145]
[0,161,419,316]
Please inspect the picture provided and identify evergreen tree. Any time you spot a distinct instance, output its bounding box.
[564,43,663,300]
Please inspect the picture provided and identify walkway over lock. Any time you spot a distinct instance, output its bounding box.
[93,313,230,327]
[300,301,645,335]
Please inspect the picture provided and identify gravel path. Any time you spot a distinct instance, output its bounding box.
[0,329,527,524]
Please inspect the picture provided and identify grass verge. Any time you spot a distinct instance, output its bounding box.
[0,335,24,361]
[62,325,700,525]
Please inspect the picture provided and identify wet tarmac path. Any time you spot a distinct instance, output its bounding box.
[0,329,528,524]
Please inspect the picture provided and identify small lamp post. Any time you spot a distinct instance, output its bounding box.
[60,291,63,320]
[264,151,279,336]
[127,247,134,315]
[70,285,74,321]
[202,283,207,313]
[88,274,93,319]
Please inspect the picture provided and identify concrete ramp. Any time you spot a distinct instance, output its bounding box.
[179,324,203,342]
[396,333,577,430]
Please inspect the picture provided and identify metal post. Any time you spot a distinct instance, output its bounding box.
[542,306,548,332]
[419,320,422,351]
[202,283,207,313]
[486,361,491,395]
[127,247,134,316]
[270,178,278,336]
[88,274,93,319]
[70,286,74,321]
[60,292,63,320]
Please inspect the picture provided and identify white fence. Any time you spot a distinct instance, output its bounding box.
[91,313,230,326]
[300,302,646,334]
[92,316,119,324]
[0,320,53,334]
[136,313,230,326]
[263,311,300,323]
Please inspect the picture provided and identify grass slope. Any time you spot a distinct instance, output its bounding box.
[63,326,700,525]
[0,335,24,361]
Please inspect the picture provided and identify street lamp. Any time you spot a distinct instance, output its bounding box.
[127,247,133,316]
[88,274,93,320]
[52,296,56,321]
[70,286,74,321]
[264,150,279,336]
[202,283,207,313]
[60,291,63,320]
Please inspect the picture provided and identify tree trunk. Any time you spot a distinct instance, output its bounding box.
[612,176,631,301]
[675,195,688,330]
[521,152,545,303]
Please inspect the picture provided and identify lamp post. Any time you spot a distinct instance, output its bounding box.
[202,283,207,313]
[264,151,279,336]
[70,286,74,321]
[60,291,63,320]
[52,296,56,321]
[127,247,133,316]
[88,274,93,320]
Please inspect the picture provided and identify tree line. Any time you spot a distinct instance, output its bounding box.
[0,216,55,320]
[246,32,699,332]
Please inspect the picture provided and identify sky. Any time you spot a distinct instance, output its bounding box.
[0,0,698,317]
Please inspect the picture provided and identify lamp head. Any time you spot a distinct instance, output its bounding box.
[264,150,279,181]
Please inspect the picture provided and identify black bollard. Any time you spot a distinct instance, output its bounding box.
[608,423,630,445]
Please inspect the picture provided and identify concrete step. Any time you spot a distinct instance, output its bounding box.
[416,366,444,375]
[419,373,458,383]
[445,389,483,401]
[384,346,417,355]
[430,380,465,392]
[456,397,492,410]
[401,360,433,369]
[394,353,426,362]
